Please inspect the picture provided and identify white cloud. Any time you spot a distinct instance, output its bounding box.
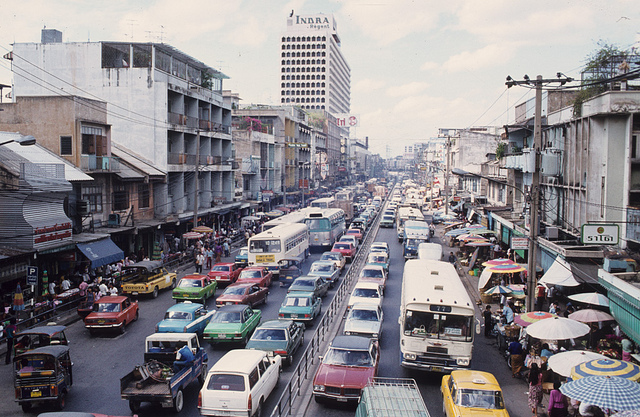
[353,78,385,93]
[386,82,430,97]
[420,61,438,71]
[442,43,514,73]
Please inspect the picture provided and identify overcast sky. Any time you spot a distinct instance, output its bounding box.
[1,0,639,157]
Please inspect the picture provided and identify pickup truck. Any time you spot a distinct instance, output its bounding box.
[120,333,208,413]
[120,260,177,298]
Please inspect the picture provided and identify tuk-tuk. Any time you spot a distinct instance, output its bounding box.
[13,325,68,357]
[14,345,73,412]
[278,256,304,286]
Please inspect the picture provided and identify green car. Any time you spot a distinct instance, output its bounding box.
[246,320,305,366]
[203,304,261,345]
[172,274,217,304]
[278,293,322,326]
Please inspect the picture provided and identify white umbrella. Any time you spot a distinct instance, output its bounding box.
[547,350,609,377]
[569,309,615,323]
[526,316,591,340]
[568,292,610,307]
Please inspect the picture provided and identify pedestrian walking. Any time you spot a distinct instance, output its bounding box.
[528,363,543,417]
[5,317,17,365]
[535,284,545,311]
[223,240,230,257]
[195,251,205,274]
[548,380,568,417]
[483,305,493,337]
[205,246,213,270]
[448,251,456,264]
[215,243,222,263]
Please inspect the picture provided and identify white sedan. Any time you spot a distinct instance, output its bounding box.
[344,303,383,339]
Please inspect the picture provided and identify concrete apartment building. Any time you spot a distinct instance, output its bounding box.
[10,29,235,226]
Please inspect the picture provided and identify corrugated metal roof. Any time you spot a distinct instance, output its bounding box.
[112,142,165,178]
[0,132,92,182]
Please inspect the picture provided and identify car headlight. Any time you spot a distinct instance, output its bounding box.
[372,333,379,338]
[155,325,159,332]
[314,385,325,392]
[405,353,416,360]
[344,331,351,335]
[456,358,470,366]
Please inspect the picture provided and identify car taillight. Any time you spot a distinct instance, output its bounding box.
[274,350,287,356]
[248,393,252,410]
[198,391,202,407]
[279,313,284,317]
[51,385,58,396]
[304,314,310,318]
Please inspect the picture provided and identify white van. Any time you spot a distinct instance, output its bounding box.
[199,349,282,416]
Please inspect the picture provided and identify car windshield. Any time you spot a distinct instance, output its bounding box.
[321,253,339,261]
[223,286,247,296]
[252,328,286,341]
[406,238,424,246]
[369,256,385,263]
[347,230,359,235]
[165,311,192,320]
[311,264,332,273]
[240,270,261,278]
[361,269,383,278]
[383,216,394,221]
[284,297,310,307]
[211,265,229,272]
[352,288,379,298]
[178,279,202,288]
[94,303,120,313]
[324,348,372,367]
[207,374,246,392]
[403,310,473,341]
[349,308,379,321]
[456,389,505,409]
[305,218,330,231]
[212,312,242,323]
[292,280,314,288]
[334,244,350,250]
[239,249,248,256]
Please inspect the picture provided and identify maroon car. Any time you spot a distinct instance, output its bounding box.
[208,262,243,287]
[236,266,273,287]
[215,283,269,308]
[312,335,379,404]
[84,296,139,335]
[331,242,356,263]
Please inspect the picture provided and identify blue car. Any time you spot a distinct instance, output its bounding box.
[155,302,216,336]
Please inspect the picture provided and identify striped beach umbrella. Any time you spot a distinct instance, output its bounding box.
[513,311,556,327]
[13,283,25,312]
[485,263,526,273]
[560,375,640,411]
[484,285,513,295]
[547,350,608,378]
[571,358,640,382]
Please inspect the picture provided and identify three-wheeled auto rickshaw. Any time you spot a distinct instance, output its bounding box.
[278,256,304,286]
[13,325,69,357]
[14,345,73,412]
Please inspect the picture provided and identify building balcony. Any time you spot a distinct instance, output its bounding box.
[168,112,187,125]
[168,152,197,165]
[80,155,120,172]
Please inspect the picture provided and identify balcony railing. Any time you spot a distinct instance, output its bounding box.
[80,155,120,172]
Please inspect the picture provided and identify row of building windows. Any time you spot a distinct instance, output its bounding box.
[81,183,149,213]
[282,90,325,96]
[282,67,326,73]
[281,74,326,81]
[282,44,326,50]
[281,51,326,58]
[281,82,326,88]
[282,36,327,42]
[282,59,326,65]
[281,98,326,106]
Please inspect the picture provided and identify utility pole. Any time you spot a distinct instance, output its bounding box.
[444,137,450,215]
[192,129,200,228]
[506,73,573,312]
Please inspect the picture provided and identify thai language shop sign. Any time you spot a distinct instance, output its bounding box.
[581,224,619,245]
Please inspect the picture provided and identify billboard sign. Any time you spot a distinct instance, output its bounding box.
[581,224,619,245]
[336,114,360,128]
[511,237,529,250]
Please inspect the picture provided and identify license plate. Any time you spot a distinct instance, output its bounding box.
[218,334,226,338]
[132,292,139,296]
[98,320,105,324]
[431,366,443,372]
[30,390,42,398]
[337,398,347,402]
[291,314,298,318]
[183,294,189,297]
[226,302,233,305]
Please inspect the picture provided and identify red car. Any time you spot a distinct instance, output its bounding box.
[208,262,243,286]
[84,296,139,335]
[215,283,269,308]
[345,228,363,242]
[237,266,273,287]
[332,242,356,262]
[313,335,379,403]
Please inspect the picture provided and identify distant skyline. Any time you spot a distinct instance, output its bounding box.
[1,0,639,157]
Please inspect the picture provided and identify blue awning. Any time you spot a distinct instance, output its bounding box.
[77,238,124,269]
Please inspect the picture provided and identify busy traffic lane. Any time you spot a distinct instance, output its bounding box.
[0,248,356,417]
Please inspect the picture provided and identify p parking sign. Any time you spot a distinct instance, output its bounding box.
[27,266,38,285]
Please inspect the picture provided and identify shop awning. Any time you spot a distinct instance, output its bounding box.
[77,238,124,269]
[539,255,580,287]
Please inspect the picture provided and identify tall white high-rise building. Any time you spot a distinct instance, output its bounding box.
[280,13,351,115]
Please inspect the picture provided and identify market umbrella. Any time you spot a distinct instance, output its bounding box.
[560,375,640,411]
[192,225,213,233]
[265,210,284,218]
[13,283,24,312]
[241,215,260,221]
[571,359,640,382]
[514,311,557,327]
[466,241,494,247]
[569,309,615,323]
[445,228,471,237]
[526,316,591,340]
[485,263,527,274]
[568,292,610,307]
[547,350,609,378]
[612,411,640,417]
[483,258,516,267]
[484,285,513,295]
[183,232,204,240]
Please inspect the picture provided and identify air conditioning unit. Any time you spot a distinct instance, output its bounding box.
[77,200,90,216]
[545,226,559,239]
[108,213,121,227]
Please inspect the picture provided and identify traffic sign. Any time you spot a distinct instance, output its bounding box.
[27,266,38,285]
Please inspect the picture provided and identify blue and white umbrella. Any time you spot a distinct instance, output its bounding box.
[559,375,640,411]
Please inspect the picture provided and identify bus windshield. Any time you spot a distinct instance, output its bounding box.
[249,239,281,253]
[403,309,473,342]
[305,218,330,231]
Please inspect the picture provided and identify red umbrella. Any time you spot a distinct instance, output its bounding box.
[514,311,556,327]
[482,258,514,266]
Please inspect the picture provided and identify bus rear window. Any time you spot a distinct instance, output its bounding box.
[250,239,281,253]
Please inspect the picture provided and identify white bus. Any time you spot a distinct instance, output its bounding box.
[304,208,346,250]
[396,207,425,242]
[261,207,314,232]
[310,197,335,209]
[417,242,443,261]
[400,259,476,372]
[248,223,309,276]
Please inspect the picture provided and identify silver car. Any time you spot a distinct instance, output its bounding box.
[308,260,340,287]
[343,303,383,339]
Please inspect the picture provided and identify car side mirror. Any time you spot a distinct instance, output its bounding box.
[318,355,324,360]
[475,319,481,335]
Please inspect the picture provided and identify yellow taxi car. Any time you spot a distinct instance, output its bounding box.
[441,370,509,417]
